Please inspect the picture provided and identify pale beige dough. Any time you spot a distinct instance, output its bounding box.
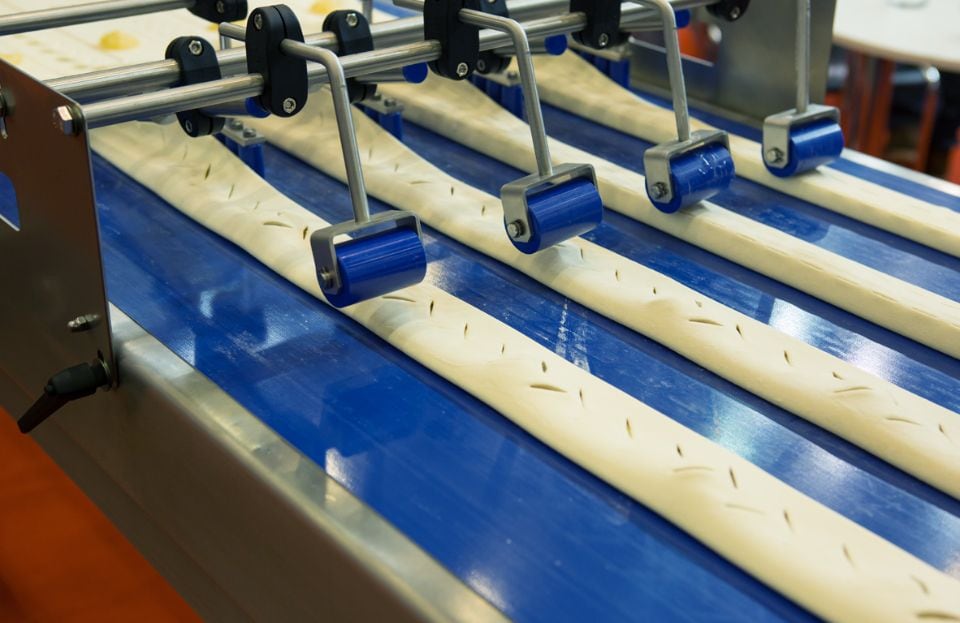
[7,12,960,620]
[534,51,960,258]
[250,94,960,499]
[380,76,960,360]
[93,118,960,623]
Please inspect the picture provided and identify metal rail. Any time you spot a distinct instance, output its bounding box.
[48,0,708,102]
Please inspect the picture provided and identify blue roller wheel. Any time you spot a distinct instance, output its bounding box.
[648,143,735,213]
[508,179,604,254]
[323,228,427,308]
[765,118,844,178]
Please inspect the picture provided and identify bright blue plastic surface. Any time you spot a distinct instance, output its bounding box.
[765,118,845,178]
[509,178,604,254]
[319,227,427,308]
[69,42,960,619]
[647,142,736,213]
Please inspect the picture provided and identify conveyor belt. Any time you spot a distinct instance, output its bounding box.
[86,91,960,620]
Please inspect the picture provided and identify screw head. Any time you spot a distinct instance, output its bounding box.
[188,39,203,56]
[242,127,257,138]
[476,59,486,72]
[650,182,668,199]
[506,70,519,81]
[729,6,741,19]
[766,147,784,164]
[383,97,397,107]
[184,119,194,134]
[456,62,469,78]
[282,97,297,113]
[506,220,524,238]
[598,33,610,48]
[215,0,225,13]
[253,12,263,30]
[67,314,100,332]
[229,118,244,130]
[345,12,359,27]
[54,105,78,135]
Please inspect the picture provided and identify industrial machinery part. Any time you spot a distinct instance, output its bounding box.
[761,0,844,177]
[633,0,735,213]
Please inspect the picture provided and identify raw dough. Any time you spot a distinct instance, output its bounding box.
[534,51,960,258]
[251,94,960,499]
[92,119,960,623]
[380,76,960,359]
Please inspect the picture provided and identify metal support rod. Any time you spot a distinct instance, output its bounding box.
[796,0,810,113]
[46,0,708,103]
[459,7,554,176]
[283,43,372,224]
[361,0,373,23]
[0,0,192,36]
[630,0,690,141]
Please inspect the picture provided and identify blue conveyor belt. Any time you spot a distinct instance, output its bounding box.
[85,97,960,621]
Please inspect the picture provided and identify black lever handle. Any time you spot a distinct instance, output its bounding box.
[18,360,110,433]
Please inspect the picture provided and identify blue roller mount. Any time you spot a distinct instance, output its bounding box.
[508,178,604,254]
[469,35,568,120]
[765,118,845,178]
[575,10,690,88]
[217,133,266,177]
[359,63,429,140]
[320,227,427,308]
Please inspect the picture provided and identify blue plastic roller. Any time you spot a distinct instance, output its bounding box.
[321,227,427,309]
[508,177,604,255]
[647,142,735,213]
[762,0,844,178]
[764,117,844,178]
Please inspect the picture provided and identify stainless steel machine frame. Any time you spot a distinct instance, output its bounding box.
[0,306,507,622]
[629,0,839,125]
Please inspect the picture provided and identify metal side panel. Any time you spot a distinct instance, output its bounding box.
[0,306,506,623]
[0,60,114,399]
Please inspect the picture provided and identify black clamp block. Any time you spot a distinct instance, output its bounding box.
[323,9,376,103]
[18,360,111,434]
[570,0,627,50]
[476,0,510,75]
[246,4,308,117]
[190,0,248,23]
[165,36,225,137]
[707,0,751,21]
[424,0,482,80]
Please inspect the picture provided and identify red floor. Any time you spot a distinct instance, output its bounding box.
[0,409,200,623]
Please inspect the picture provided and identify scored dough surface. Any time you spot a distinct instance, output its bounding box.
[93,119,960,623]
[380,76,960,360]
[250,94,960,499]
[5,9,960,620]
[534,51,960,258]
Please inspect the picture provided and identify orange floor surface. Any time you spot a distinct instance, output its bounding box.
[0,408,201,623]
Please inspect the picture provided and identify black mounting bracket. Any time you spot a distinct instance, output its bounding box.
[189,0,248,23]
[423,0,482,80]
[246,4,308,117]
[570,0,627,50]
[166,37,225,137]
[323,9,376,103]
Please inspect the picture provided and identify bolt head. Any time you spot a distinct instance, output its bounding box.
[345,12,359,27]
[215,0,225,13]
[184,119,194,134]
[650,182,668,199]
[383,97,397,107]
[476,59,486,72]
[282,97,297,113]
[253,12,263,30]
[729,6,741,19]
[229,118,244,130]
[506,220,524,238]
[188,39,203,56]
[242,127,257,138]
[766,147,784,163]
[456,62,469,78]
[598,33,610,48]
[54,105,78,135]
